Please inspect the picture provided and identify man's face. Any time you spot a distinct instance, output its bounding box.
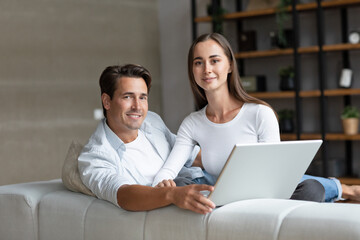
[102,77,148,140]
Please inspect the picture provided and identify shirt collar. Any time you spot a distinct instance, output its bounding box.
[103,119,125,152]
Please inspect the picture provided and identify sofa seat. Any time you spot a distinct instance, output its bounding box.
[1,179,360,240]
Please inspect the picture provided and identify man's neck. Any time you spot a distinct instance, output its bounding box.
[106,119,139,143]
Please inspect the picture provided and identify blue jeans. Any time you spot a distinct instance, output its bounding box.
[194,172,341,202]
[193,170,216,186]
[300,175,341,202]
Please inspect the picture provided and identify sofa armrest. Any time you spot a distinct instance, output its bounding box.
[0,179,65,240]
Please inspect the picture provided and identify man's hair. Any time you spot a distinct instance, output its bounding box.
[99,64,152,117]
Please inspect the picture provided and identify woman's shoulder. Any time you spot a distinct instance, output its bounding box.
[245,102,274,112]
[181,107,206,127]
[242,103,276,120]
[185,106,206,119]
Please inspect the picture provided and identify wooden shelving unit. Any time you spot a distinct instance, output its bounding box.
[281,133,360,141]
[250,88,360,99]
[194,0,360,22]
[234,43,360,59]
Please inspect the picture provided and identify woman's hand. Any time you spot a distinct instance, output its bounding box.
[155,179,176,187]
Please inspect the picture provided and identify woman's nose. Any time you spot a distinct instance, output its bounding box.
[204,62,212,73]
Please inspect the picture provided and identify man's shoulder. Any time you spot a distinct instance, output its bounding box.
[143,111,167,130]
[144,111,163,123]
[83,120,112,152]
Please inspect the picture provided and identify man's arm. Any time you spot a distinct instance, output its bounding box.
[117,184,215,214]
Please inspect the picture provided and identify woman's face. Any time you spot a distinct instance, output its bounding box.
[192,39,232,93]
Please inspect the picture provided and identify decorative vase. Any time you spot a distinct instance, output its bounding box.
[342,118,359,135]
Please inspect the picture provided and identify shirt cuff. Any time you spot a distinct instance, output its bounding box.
[330,177,345,201]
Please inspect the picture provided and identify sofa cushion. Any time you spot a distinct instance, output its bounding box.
[144,205,209,240]
[61,141,95,197]
[278,202,360,240]
[39,190,147,240]
[207,199,314,240]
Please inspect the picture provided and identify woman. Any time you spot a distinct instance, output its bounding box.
[153,33,358,203]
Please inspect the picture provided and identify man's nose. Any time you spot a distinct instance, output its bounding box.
[131,98,140,110]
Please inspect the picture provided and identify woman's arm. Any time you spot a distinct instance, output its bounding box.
[257,105,281,143]
[152,115,197,186]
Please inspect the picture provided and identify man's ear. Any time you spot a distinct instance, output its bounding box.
[101,93,111,110]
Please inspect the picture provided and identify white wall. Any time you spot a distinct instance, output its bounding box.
[157,0,196,132]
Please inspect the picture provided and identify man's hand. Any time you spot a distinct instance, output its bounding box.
[167,184,215,214]
[117,183,215,214]
[155,179,176,188]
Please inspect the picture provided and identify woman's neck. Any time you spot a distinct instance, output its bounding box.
[205,89,243,123]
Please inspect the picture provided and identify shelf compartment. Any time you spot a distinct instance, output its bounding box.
[337,177,360,185]
[323,43,360,51]
[249,88,360,99]
[280,133,322,140]
[235,43,360,59]
[235,46,318,59]
[194,0,360,22]
[249,91,295,99]
[249,90,320,99]
[281,133,360,141]
[326,133,360,140]
[324,88,360,96]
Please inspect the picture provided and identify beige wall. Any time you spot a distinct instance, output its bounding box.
[0,0,161,185]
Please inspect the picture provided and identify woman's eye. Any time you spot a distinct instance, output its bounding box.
[194,61,202,66]
[212,59,219,63]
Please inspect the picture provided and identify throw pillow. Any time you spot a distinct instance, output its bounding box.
[61,141,95,197]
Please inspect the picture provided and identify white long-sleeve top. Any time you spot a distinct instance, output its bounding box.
[152,103,280,186]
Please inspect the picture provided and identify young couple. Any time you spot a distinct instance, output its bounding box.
[78,33,360,215]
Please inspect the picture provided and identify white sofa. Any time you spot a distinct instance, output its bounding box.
[1,179,360,240]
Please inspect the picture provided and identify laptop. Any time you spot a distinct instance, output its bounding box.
[205,140,322,206]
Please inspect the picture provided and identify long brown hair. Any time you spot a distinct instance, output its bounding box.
[187,33,271,111]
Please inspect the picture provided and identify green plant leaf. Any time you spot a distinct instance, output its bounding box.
[341,106,360,119]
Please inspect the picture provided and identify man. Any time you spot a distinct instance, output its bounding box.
[78,64,215,214]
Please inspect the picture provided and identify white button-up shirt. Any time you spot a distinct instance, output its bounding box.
[78,111,202,207]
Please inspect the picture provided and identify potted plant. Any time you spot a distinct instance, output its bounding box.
[279,66,295,91]
[278,109,295,133]
[341,105,360,135]
[207,3,227,34]
[275,0,292,48]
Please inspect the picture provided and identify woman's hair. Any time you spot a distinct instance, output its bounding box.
[187,33,271,110]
